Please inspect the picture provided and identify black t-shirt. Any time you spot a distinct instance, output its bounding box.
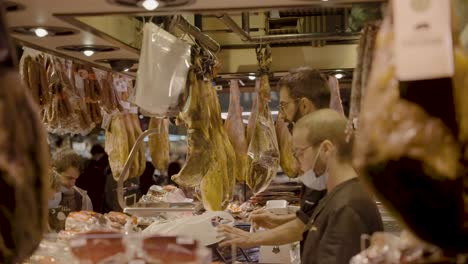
[297,185,327,253]
[301,178,383,264]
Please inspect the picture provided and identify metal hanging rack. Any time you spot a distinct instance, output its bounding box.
[117,126,196,217]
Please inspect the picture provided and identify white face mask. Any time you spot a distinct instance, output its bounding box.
[300,171,328,190]
[300,143,329,190]
[48,192,62,208]
[59,185,74,194]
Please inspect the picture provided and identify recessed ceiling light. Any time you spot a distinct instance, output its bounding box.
[34,28,48,38]
[248,76,256,80]
[83,50,95,57]
[141,0,159,10]
[11,26,78,37]
[335,73,344,79]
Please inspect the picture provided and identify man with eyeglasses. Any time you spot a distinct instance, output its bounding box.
[247,68,331,245]
[219,110,383,263]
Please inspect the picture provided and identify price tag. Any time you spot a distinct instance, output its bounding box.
[120,101,131,110]
[69,238,87,248]
[74,73,84,90]
[101,113,112,130]
[129,106,139,114]
[394,0,454,81]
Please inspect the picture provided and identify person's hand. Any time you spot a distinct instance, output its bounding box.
[217,225,257,248]
[248,209,280,229]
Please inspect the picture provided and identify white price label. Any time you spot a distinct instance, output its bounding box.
[101,113,112,130]
[393,0,454,81]
[74,73,84,90]
[69,238,87,248]
[129,107,139,114]
[120,101,131,110]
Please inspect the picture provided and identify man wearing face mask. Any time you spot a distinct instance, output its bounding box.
[248,68,331,240]
[48,149,93,231]
[220,110,383,263]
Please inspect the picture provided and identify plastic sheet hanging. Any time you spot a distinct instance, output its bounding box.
[134,22,191,118]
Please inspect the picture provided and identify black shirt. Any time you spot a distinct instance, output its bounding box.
[301,178,383,264]
[298,184,327,253]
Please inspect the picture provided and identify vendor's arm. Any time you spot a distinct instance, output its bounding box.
[249,209,296,229]
[218,218,305,248]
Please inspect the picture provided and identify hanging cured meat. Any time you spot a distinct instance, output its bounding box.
[276,114,299,178]
[173,58,236,210]
[201,80,236,210]
[246,45,280,194]
[172,72,212,188]
[129,114,146,178]
[347,23,379,133]
[106,114,130,181]
[353,11,468,252]
[0,70,50,263]
[105,113,145,181]
[328,75,345,116]
[224,80,248,182]
[246,93,257,145]
[148,118,170,173]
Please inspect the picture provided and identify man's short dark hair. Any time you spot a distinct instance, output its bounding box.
[52,149,83,173]
[295,109,353,161]
[278,67,330,109]
[91,144,105,156]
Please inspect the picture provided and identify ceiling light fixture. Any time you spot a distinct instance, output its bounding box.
[248,76,256,80]
[334,73,344,79]
[141,0,159,10]
[82,50,95,57]
[123,68,130,72]
[34,28,49,38]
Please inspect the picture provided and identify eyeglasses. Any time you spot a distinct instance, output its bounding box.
[279,98,300,110]
[292,145,313,159]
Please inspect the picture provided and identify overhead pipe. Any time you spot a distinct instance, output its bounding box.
[241,12,250,35]
[216,13,360,44]
[173,15,220,53]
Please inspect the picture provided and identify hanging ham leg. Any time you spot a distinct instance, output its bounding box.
[247,75,280,194]
[224,80,248,182]
[276,113,299,178]
[354,15,468,252]
[328,75,345,116]
[347,23,379,135]
[172,72,212,188]
[148,118,170,174]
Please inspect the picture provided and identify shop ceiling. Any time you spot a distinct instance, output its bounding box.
[5,0,385,83]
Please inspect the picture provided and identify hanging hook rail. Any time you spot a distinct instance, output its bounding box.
[173,15,220,53]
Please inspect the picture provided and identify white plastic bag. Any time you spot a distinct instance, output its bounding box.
[134,22,191,117]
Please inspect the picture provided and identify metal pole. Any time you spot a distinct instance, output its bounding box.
[174,15,220,53]
[117,128,161,209]
[216,13,360,44]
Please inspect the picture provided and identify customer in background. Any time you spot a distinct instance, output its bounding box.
[51,149,93,212]
[167,161,181,186]
[220,110,383,264]
[139,161,156,195]
[76,144,109,213]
